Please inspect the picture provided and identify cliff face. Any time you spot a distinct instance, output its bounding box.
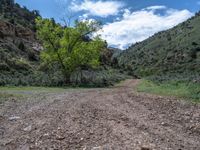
[0,0,42,54]
[15,25,35,41]
[0,21,16,37]
[0,0,42,75]
[0,20,41,50]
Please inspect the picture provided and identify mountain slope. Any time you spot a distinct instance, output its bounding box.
[116,12,200,78]
[0,1,129,86]
[0,0,43,85]
[0,0,39,30]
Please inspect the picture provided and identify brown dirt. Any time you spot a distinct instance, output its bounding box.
[0,79,200,150]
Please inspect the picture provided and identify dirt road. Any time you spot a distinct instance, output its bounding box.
[0,80,200,150]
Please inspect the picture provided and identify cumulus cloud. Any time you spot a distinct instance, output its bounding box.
[98,6,193,49]
[70,0,124,17]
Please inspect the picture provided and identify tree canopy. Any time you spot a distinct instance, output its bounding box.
[36,17,106,83]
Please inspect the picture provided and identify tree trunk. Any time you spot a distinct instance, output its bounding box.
[63,72,71,85]
[80,70,83,84]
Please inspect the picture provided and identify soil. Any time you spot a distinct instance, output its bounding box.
[0,80,200,150]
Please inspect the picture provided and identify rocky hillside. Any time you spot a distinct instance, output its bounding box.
[0,20,41,70]
[0,0,41,69]
[0,0,128,86]
[0,0,39,30]
[0,0,44,85]
[116,12,200,79]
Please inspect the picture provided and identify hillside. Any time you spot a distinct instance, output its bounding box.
[0,0,39,29]
[116,12,200,80]
[0,0,128,86]
[0,0,43,85]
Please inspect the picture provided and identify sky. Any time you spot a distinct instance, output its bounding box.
[16,0,200,49]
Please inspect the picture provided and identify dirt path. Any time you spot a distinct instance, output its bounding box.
[0,80,200,150]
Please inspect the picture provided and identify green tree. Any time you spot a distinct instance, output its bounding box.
[36,17,105,83]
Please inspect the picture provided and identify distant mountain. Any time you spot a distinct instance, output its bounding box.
[116,11,200,77]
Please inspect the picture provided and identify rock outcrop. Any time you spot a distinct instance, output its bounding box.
[0,20,35,41]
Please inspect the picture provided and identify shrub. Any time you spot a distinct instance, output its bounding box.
[13,58,32,71]
[18,41,25,51]
[0,62,10,71]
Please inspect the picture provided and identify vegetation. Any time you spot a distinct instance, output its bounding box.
[1,0,199,102]
[108,11,200,101]
[114,11,200,100]
[0,1,129,87]
[116,12,200,78]
[0,92,19,103]
[0,0,40,30]
[0,86,67,103]
[137,79,200,102]
[36,18,105,84]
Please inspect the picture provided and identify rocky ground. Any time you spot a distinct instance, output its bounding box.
[0,80,199,150]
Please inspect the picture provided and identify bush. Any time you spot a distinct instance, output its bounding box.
[0,66,130,87]
[70,68,130,87]
[0,62,10,71]
[18,41,25,51]
[27,49,39,61]
[14,58,32,70]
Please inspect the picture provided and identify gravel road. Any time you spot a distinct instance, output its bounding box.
[0,80,199,150]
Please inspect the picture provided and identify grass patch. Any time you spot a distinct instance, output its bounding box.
[0,86,73,104]
[0,93,23,104]
[0,85,108,104]
[0,86,69,92]
[0,85,103,102]
[137,80,200,103]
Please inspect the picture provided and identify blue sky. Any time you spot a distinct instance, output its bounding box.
[15,0,200,49]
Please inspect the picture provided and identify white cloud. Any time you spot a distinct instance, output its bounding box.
[79,13,89,20]
[145,5,167,11]
[98,6,193,49]
[70,0,124,17]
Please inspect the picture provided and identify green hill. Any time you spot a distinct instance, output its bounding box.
[116,12,200,81]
